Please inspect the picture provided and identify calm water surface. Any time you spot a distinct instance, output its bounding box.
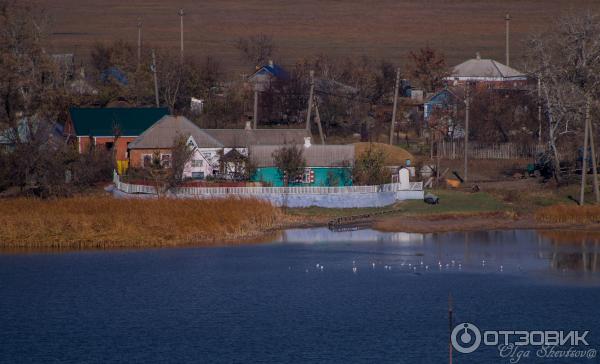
[1,229,599,363]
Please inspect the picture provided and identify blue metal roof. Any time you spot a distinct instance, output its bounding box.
[253,63,289,80]
[100,67,129,85]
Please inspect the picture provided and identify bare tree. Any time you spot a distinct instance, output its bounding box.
[406,46,449,93]
[235,34,276,67]
[272,145,306,186]
[0,0,56,127]
[525,13,600,184]
[167,134,194,188]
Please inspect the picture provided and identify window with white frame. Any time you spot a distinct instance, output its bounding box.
[191,159,203,168]
[161,154,171,168]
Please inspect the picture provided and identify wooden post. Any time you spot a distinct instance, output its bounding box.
[178,8,185,61]
[253,90,259,129]
[151,50,159,107]
[390,68,401,145]
[580,97,590,205]
[464,85,470,182]
[505,13,511,67]
[306,70,315,131]
[314,100,325,144]
[448,293,453,364]
[137,18,142,69]
[587,116,599,203]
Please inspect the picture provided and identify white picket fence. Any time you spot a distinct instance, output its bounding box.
[113,172,423,196]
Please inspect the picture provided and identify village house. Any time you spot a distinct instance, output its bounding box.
[424,87,465,120]
[128,115,224,179]
[0,117,64,150]
[445,53,528,89]
[249,141,354,187]
[247,60,289,92]
[65,107,169,163]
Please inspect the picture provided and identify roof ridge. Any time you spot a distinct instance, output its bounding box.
[490,60,505,78]
[127,114,170,149]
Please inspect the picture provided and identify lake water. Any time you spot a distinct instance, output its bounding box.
[1,229,599,363]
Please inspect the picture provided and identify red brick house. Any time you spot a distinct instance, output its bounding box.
[65,107,168,161]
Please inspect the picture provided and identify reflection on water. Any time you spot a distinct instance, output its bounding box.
[2,229,600,363]
[281,228,600,283]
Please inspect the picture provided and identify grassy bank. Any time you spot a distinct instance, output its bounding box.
[0,197,293,248]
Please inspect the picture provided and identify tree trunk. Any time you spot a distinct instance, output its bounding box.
[580,97,590,205]
[587,116,599,203]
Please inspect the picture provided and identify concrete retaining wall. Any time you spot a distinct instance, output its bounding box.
[172,190,424,208]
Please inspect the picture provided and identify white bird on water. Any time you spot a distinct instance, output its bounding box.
[372,262,376,269]
[352,267,357,274]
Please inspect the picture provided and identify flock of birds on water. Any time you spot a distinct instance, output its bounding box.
[295,259,509,275]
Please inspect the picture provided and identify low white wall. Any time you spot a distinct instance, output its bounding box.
[112,173,424,208]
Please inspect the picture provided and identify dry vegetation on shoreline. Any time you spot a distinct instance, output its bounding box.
[535,204,600,225]
[0,197,294,248]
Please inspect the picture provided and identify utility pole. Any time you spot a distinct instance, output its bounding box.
[253,89,259,129]
[464,84,470,182]
[306,70,315,131]
[580,97,590,205]
[137,17,142,69]
[390,68,400,145]
[314,99,325,144]
[179,8,185,61]
[505,13,511,67]
[151,49,159,107]
[538,77,542,144]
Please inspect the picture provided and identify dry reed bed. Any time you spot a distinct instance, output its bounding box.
[535,204,600,225]
[0,197,290,248]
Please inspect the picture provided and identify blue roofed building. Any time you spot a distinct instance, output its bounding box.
[247,60,289,92]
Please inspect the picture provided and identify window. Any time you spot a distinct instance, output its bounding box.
[142,154,152,168]
[161,154,171,168]
[191,159,203,168]
[302,168,314,184]
[191,172,204,179]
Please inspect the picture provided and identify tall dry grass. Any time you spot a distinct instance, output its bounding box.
[0,197,291,248]
[535,204,600,225]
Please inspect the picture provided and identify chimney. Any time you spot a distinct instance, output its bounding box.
[245,121,252,130]
[268,59,274,67]
[304,136,312,148]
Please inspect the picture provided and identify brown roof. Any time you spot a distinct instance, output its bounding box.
[204,129,311,147]
[249,144,354,167]
[128,115,223,149]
